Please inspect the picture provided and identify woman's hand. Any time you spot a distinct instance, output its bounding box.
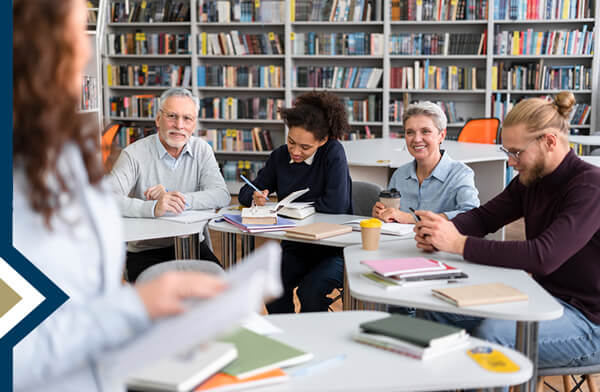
[252,190,269,206]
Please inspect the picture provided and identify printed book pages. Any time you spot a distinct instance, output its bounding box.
[195,368,288,392]
[219,327,313,380]
[276,202,316,220]
[241,207,277,225]
[126,342,238,392]
[353,314,469,360]
[432,282,529,307]
[284,222,352,240]
[344,219,414,238]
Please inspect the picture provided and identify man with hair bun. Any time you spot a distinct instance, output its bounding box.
[414,91,600,369]
[238,91,353,313]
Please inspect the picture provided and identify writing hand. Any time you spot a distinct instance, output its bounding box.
[252,189,269,206]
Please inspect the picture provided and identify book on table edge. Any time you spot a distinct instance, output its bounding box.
[284,222,352,240]
[431,282,529,307]
[195,368,288,392]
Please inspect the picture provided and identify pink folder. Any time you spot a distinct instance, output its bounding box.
[361,257,445,277]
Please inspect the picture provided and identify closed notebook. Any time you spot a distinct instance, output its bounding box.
[360,257,445,277]
[284,222,352,240]
[126,342,238,392]
[219,328,313,380]
[432,282,529,307]
[359,314,466,348]
[195,368,288,392]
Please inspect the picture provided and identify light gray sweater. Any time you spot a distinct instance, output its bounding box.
[108,134,230,251]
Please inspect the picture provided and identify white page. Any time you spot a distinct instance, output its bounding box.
[343,219,414,238]
[158,210,220,224]
[98,242,282,384]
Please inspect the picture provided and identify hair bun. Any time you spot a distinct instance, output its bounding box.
[553,91,576,118]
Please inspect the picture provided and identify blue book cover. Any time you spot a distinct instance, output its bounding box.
[197,66,206,87]
[223,214,297,232]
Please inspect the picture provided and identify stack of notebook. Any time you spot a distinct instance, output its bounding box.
[223,214,297,233]
[361,257,468,289]
[352,314,469,360]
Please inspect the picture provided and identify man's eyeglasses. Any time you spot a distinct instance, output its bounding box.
[498,136,541,161]
[160,110,196,127]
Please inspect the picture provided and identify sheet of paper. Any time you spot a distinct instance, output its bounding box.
[343,219,414,237]
[242,313,283,335]
[98,243,282,384]
[159,210,220,224]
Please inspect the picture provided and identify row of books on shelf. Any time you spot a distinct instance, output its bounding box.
[343,126,378,140]
[197,65,284,88]
[198,32,284,56]
[343,95,382,122]
[491,94,591,124]
[80,75,98,111]
[391,0,488,21]
[391,62,480,90]
[494,0,592,20]
[389,100,462,123]
[389,32,487,55]
[201,128,275,152]
[110,0,190,23]
[492,62,592,90]
[294,0,381,22]
[107,33,191,55]
[294,32,384,56]
[493,27,594,56]
[110,95,159,118]
[293,66,383,89]
[199,97,284,120]
[199,0,285,23]
[87,0,98,23]
[107,64,192,87]
[114,126,156,148]
[221,160,265,183]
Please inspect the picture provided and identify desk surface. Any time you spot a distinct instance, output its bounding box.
[208,212,404,248]
[122,217,208,242]
[344,241,563,322]
[581,155,600,167]
[252,311,532,391]
[569,135,600,145]
[341,139,507,168]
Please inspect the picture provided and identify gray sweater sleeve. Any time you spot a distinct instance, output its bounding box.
[107,150,157,218]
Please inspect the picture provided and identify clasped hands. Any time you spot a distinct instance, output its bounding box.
[412,210,467,255]
[144,184,188,217]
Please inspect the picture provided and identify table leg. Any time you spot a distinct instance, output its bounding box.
[514,321,539,392]
[227,232,237,267]
[174,233,199,259]
[240,235,255,258]
[221,232,228,269]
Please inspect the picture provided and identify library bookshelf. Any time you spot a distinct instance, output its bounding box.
[99,0,600,192]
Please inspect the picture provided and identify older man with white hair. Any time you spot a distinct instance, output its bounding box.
[108,87,230,282]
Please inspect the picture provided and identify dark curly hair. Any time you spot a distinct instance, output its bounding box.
[14,0,103,228]
[279,91,350,141]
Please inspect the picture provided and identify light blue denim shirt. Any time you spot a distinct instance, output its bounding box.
[155,133,193,170]
[388,151,480,219]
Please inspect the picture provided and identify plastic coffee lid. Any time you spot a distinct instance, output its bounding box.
[360,218,383,228]
[379,188,401,198]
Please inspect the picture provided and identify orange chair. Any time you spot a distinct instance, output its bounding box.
[101,123,122,172]
[457,118,501,144]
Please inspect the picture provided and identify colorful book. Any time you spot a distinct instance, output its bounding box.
[195,368,288,392]
[219,328,313,379]
[360,257,445,277]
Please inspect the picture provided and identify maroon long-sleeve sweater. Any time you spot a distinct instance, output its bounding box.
[452,149,600,324]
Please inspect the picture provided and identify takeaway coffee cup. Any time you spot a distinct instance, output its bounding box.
[379,188,401,209]
[360,218,382,251]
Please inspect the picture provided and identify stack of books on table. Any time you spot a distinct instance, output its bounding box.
[223,214,297,233]
[360,257,468,289]
[353,314,469,360]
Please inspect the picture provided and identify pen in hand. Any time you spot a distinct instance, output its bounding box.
[239,174,261,193]
[410,207,438,251]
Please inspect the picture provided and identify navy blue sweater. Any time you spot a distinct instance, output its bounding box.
[238,139,353,214]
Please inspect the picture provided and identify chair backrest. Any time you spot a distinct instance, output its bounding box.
[135,259,225,284]
[352,181,382,216]
[101,123,122,173]
[457,118,501,144]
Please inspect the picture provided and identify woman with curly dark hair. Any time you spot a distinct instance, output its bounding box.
[239,91,353,313]
[13,1,227,390]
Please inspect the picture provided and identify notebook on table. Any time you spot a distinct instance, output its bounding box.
[126,341,237,392]
[361,257,446,277]
[195,368,289,392]
[432,282,529,307]
[276,202,316,220]
[343,219,414,237]
[222,214,296,233]
[284,222,352,240]
[219,327,313,380]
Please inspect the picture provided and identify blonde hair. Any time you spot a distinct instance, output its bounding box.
[503,91,575,140]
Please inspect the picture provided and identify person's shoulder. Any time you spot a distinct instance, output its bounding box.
[123,133,156,156]
[570,156,600,188]
[321,139,347,159]
[444,152,475,177]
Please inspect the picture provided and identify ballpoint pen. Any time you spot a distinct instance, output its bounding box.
[240,174,261,193]
[290,354,346,377]
[165,188,191,209]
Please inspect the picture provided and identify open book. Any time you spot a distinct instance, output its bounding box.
[344,219,414,238]
[241,188,310,224]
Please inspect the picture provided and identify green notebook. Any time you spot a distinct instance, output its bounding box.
[219,328,313,379]
[359,314,466,348]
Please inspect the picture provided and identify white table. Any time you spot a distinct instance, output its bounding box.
[342,139,507,239]
[569,135,600,155]
[343,241,563,392]
[122,217,210,259]
[581,155,600,167]
[251,311,533,391]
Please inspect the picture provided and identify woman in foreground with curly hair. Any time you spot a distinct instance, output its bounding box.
[238,91,353,313]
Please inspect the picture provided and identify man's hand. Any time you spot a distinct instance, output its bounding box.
[252,190,269,206]
[154,191,187,216]
[413,210,467,255]
[144,184,166,200]
[135,271,227,319]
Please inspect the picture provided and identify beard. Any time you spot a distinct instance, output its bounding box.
[164,129,189,149]
[518,155,545,187]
